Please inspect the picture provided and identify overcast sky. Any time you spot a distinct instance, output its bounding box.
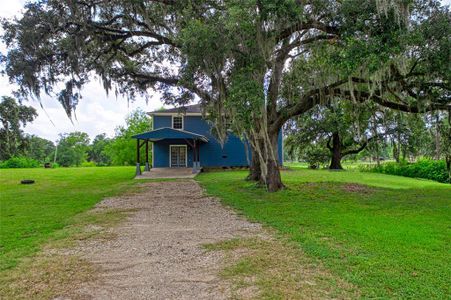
[1,0,450,142]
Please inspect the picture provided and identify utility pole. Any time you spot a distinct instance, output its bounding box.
[53,143,58,164]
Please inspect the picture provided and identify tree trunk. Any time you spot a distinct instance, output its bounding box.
[265,131,284,192]
[446,155,451,182]
[247,143,262,182]
[371,115,380,166]
[435,113,441,160]
[392,139,400,163]
[395,127,401,163]
[329,132,343,170]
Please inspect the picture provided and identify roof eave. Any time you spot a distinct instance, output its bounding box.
[148,112,203,116]
[132,127,208,142]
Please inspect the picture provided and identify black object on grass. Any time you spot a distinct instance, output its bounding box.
[21,180,35,184]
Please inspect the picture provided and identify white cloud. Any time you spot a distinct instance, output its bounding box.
[0,75,165,142]
[0,0,25,18]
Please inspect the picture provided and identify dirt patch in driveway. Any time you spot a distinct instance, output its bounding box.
[71,179,265,299]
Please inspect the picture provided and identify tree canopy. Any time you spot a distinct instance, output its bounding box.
[2,0,450,190]
[56,131,90,167]
[104,109,152,166]
[285,101,378,169]
[0,96,37,160]
[88,133,112,166]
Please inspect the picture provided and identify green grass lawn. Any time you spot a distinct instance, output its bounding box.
[0,167,136,271]
[197,169,451,299]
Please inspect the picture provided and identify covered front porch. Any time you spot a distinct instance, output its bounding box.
[132,127,208,176]
[135,167,198,179]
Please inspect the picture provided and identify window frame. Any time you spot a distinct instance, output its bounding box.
[172,115,184,130]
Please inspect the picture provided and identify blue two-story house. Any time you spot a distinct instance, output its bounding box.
[132,104,283,174]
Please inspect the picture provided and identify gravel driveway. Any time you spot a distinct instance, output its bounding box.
[74,179,264,299]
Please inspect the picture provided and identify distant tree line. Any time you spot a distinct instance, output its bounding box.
[284,101,450,171]
[282,98,451,183]
[0,97,151,168]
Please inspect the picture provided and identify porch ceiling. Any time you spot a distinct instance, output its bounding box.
[132,127,208,142]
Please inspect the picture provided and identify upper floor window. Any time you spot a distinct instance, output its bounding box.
[172,116,183,129]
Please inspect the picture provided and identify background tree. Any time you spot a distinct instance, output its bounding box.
[88,133,111,166]
[285,141,330,169]
[382,110,431,162]
[440,110,451,177]
[0,96,37,160]
[285,102,383,169]
[24,134,55,163]
[104,109,151,166]
[56,132,90,167]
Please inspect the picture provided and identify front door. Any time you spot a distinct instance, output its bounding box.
[170,145,187,167]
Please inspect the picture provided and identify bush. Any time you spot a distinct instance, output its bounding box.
[81,161,96,167]
[0,157,41,169]
[361,159,450,183]
[303,146,330,169]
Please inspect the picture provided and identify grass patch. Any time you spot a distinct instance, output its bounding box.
[204,237,357,299]
[0,166,138,271]
[0,254,95,300]
[0,206,132,299]
[197,169,451,299]
[48,208,132,250]
[0,166,150,299]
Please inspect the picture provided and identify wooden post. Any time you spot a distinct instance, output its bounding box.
[136,139,141,176]
[196,140,200,167]
[145,140,150,171]
[192,140,197,172]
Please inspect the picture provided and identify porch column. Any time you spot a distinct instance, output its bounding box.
[196,139,201,169]
[192,140,197,173]
[145,140,150,171]
[136,139,141,176]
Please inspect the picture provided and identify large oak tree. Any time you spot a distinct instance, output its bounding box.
[2,0,450,191]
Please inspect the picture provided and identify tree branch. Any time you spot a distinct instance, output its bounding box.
[342,141,367,156]
[277,19,339,41]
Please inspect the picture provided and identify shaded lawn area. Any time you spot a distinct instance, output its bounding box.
[197,169,451,299]
[0,167,136,271]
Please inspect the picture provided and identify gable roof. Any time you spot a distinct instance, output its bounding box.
[149,104,202,115]
[132,127,208,142]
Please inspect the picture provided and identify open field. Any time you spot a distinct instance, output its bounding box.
[0,167,136,271]
[197,169,451,299]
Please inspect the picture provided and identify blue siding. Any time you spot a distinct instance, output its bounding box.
[152,115,283,168]
[154,115,172,128]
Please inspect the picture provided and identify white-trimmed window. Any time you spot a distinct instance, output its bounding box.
[172,115,183,129]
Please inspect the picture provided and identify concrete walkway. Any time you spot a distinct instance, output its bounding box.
[135,168,198,179]
[73,180,264,299]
